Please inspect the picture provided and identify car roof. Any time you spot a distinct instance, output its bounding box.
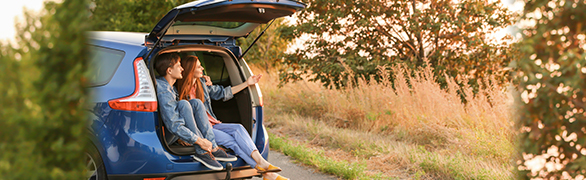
[89,31,147,47]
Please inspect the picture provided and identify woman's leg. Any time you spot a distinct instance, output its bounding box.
[250,150,270,169]
[213,124,257,154]
[213,129,257,167]
[213,124,286,180]
[214,123,275,168]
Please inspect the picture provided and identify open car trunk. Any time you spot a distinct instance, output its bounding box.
[155,45,253,155]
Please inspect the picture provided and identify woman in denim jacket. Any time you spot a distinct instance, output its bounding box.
[176,55,288,180]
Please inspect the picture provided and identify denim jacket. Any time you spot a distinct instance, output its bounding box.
[199,78,233,119]
[156,76,199,144]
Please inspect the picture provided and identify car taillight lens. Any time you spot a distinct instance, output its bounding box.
[108,57,157,112]
[143,178,165,180]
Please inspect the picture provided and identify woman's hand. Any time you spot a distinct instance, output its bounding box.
[246,74,262,86]
[203,75,213,86]
[231,74,263,95]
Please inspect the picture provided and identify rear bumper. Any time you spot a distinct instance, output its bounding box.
[108,166,261,180]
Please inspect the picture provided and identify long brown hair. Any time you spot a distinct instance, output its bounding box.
[176,55,205,103]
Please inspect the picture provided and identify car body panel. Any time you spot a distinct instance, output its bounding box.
[252,106,269,160]
[89,32,149,103]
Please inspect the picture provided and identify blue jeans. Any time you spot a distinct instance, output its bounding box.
[183,99,219,154]
[213,123,258,168]
[187,99,259,167]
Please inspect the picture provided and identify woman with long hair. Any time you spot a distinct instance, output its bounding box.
[176,55,288,180]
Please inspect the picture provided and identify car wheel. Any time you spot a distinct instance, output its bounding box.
[86,147,107,180]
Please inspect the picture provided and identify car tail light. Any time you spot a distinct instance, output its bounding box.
[108,57,157,112]
[143,178,165,180]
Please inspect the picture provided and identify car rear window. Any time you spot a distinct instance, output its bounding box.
[176,51,231,85]
[197,52,230,84]
[89,46,125,86]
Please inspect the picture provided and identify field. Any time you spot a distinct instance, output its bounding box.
[255,64,518,179]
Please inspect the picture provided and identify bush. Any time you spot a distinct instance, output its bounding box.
[0,0,91,179]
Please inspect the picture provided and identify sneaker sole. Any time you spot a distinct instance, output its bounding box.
[191,155,223,171]
[215,156,238,162]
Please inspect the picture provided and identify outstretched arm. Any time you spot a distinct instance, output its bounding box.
[231,74,262,95]
[205,74,262,102]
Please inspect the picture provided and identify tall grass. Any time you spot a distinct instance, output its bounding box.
[257,64,516,179]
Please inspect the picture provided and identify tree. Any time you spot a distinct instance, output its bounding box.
[90,0,193,32]
[280,0,516,89]
[0,0,90,179]
[514,0,586,178]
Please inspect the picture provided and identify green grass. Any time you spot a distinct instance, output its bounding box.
[264,110,514,179]
[268,132,392,180]
[256,64,516,179]
[409,145,509,179]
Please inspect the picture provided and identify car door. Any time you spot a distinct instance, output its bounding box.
[145,0,306,46]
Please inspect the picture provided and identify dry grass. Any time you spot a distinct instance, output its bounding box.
[255,64,517,179]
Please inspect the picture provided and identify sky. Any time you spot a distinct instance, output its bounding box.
[0,0,46,43]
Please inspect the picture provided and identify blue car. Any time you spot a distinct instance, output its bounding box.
[86,1,305,179]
